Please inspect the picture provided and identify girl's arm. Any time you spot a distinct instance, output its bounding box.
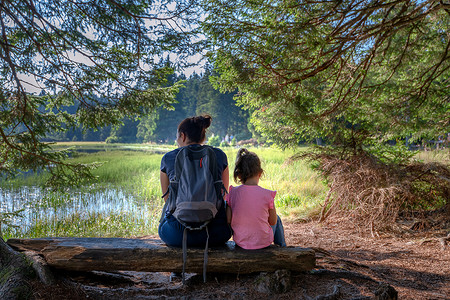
[160,171,169,202]
[268,207,277,226]
[226,205,232,224]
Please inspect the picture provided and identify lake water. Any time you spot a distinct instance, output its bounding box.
[0,185,158,238]
[0,144,172,238]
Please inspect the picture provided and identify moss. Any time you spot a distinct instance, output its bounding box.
[0,266,14,285]
[21,254,37,279]
[0,266,33,300]
[12,284,32,300]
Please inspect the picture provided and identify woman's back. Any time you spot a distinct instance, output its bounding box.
[158,115,232,248]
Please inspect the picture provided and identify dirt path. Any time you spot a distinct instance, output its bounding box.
[31,219,450,299]
[285,220,450,299]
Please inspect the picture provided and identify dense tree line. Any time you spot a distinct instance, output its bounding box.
[45,70,252,144]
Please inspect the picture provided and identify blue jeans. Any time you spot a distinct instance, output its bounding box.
[272,215,286,247]
[158,204,232,248]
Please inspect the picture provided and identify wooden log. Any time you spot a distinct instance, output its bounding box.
[7,237,315,274]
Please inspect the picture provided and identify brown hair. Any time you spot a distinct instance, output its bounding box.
[177,115,212,144]
[233,148,264,184]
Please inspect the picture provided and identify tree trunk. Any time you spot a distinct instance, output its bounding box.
[7,237,316,274]
[0,238,33,300]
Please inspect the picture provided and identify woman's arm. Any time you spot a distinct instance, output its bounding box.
[160,171,169,202]
[268,207,277,226]
[226,205,232,224]
[222,166,230,192]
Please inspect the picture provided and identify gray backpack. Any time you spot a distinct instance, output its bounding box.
[164,145,226,283]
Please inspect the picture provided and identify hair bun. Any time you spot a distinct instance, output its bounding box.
[196,114,212,129]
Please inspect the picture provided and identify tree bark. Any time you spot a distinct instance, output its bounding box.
[7,237,316,274]
[0,238,33,300]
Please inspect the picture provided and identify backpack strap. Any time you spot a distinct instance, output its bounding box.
[182,227,188,285]
[203,226,209,283]
[159,200,169,223]
[180,221,211,285]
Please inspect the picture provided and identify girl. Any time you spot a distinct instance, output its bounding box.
[226,148,286,249]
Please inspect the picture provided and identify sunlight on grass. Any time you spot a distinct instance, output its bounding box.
[4,211,159,239]
[414,149,449,164]
[2,143,328,239]
[0,185,164,240]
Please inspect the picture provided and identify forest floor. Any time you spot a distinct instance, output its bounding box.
[30,214,450,300]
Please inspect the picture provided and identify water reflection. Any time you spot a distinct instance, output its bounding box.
[0,186,156,237]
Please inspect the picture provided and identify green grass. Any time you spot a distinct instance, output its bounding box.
[11,211,159,239]
[70,150,162,184]
[414,148,450,164]
[0,185,164,240]
[5,143,448,239]
[2,143,328,239]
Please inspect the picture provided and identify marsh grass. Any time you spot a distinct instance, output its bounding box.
[414,148,450,164]
[17,210,160,239]
[2,143,327,239]
[0,184,163,240]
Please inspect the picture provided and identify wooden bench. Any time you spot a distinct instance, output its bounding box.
[7,237,315,274]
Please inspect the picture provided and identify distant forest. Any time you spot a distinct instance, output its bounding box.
[45,69,253,145]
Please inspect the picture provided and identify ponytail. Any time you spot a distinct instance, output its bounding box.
[233,148,263,184]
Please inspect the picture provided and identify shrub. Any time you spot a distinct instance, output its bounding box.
[302,148,450,235]
[105,136,120,144]
[207,135,220,147]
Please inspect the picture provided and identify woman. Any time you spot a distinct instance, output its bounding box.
[158,115,232,247]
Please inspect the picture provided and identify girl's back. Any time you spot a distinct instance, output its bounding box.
[226,185,276,249]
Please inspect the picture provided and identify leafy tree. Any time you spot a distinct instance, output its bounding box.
[230,137,237,147]
[1,0,199,186]
[202,0,450,228]
[202,0,449,151]
[137,112,159,143]
[107,118,139,143]
[207,134,220,146]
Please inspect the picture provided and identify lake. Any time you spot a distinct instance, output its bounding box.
[0,143,171,239]
[0,185,161,239]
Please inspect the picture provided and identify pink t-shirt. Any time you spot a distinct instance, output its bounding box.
[226,185,276,250]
